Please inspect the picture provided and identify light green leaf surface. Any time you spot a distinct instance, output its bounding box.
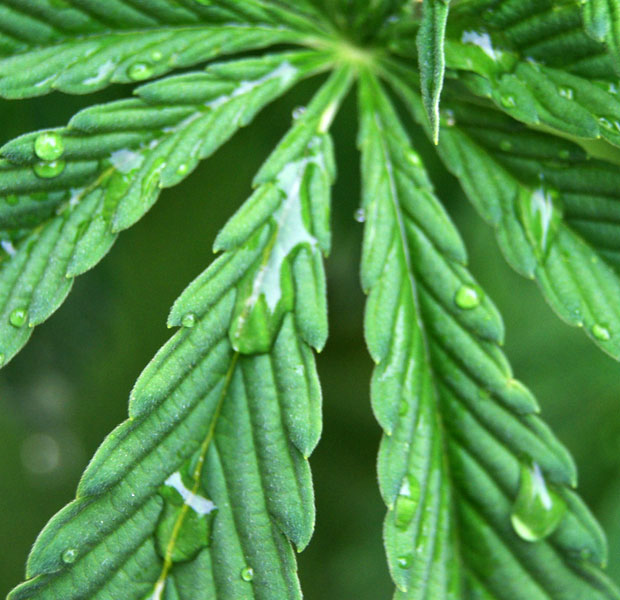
[0,0,332,97]
[417,0,450,143]
[7,66,352,600]
[582,0,620,73]
[0,50,333,370]
[358,70,619,600]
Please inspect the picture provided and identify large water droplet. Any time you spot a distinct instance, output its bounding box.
[241,566,254,582]
[182,312,197,328]
[34,131,64,161]
[9,307,28,328]
[62,548,77,564]
[394,494,416,530]
[34,160,66,179]
[454,285,482,310]
[128,62,154,81]
[592,323,611,341]
[510,461,566,542]
[519,186,561,256]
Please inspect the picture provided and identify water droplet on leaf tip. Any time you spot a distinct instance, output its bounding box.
[62,548,77,564]
[128,62,154,81]
[354,208,366,223]
[9,308,28,328]
[592,324,611,341]
[510,461,566,542]
[454,285,481,310]
[182,313,197,328]
[241,566,254,582]
[34,131,64,161]
[33,159,66,179]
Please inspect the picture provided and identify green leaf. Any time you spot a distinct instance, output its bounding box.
[385,57,620,362]
[582,0,620,73]
[0,0,333,97]
[0,50,333,369]
[358,70,619,600]
[417,0,450,144]
[7,66,352,600]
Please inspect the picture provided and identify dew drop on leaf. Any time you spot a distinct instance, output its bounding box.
[394,494,416,530]
[354,208,366,223]
[33,159,66,179]
[592,324,611,341]
[397,554,412,568]
[62,548,77,564]
[128,62,154,81]
[151,50,163,62]
[9,307,28,328]
[500,95,516,108]
[510,461,566,542]
[519,186,561,256]
[34,131,64,161]
[182,312,197,328]
[176,164,189,177]
[558,86,574,100]
[241,566,255,582]
[454,285,482,310]
[292,106,306,120]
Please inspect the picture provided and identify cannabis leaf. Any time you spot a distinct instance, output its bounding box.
[0,0,330,97]
[417,0,450,143]
[7,65,351,600]
[0,50,333,368]
[358,70,619,599]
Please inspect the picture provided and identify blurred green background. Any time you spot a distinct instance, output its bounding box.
[1,73,619,599]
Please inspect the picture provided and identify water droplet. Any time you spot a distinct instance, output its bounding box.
[292,106,306,120]
[9,308,28,328]
[599,116,614,130]
[34,131,64,161]
[510,461,567,542]
[34,160,66,179]
[151,50,163,62]
[454,285,481,310]
[176,163,189,177]
[62,548,77,564]
[182,312,197,328]
[499,140,512,151]
[354,208,366,223]
[397,554,412,568]
[592,323,611,341]
[394,494,416,529]
[5,194,18,205]
[558,86,574,100]
[406,150,421,166]
[501,95,516,108]
[128,62,154,81]
[443,110,456,127]
[519,186,561,256]
[241,566,254,582]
